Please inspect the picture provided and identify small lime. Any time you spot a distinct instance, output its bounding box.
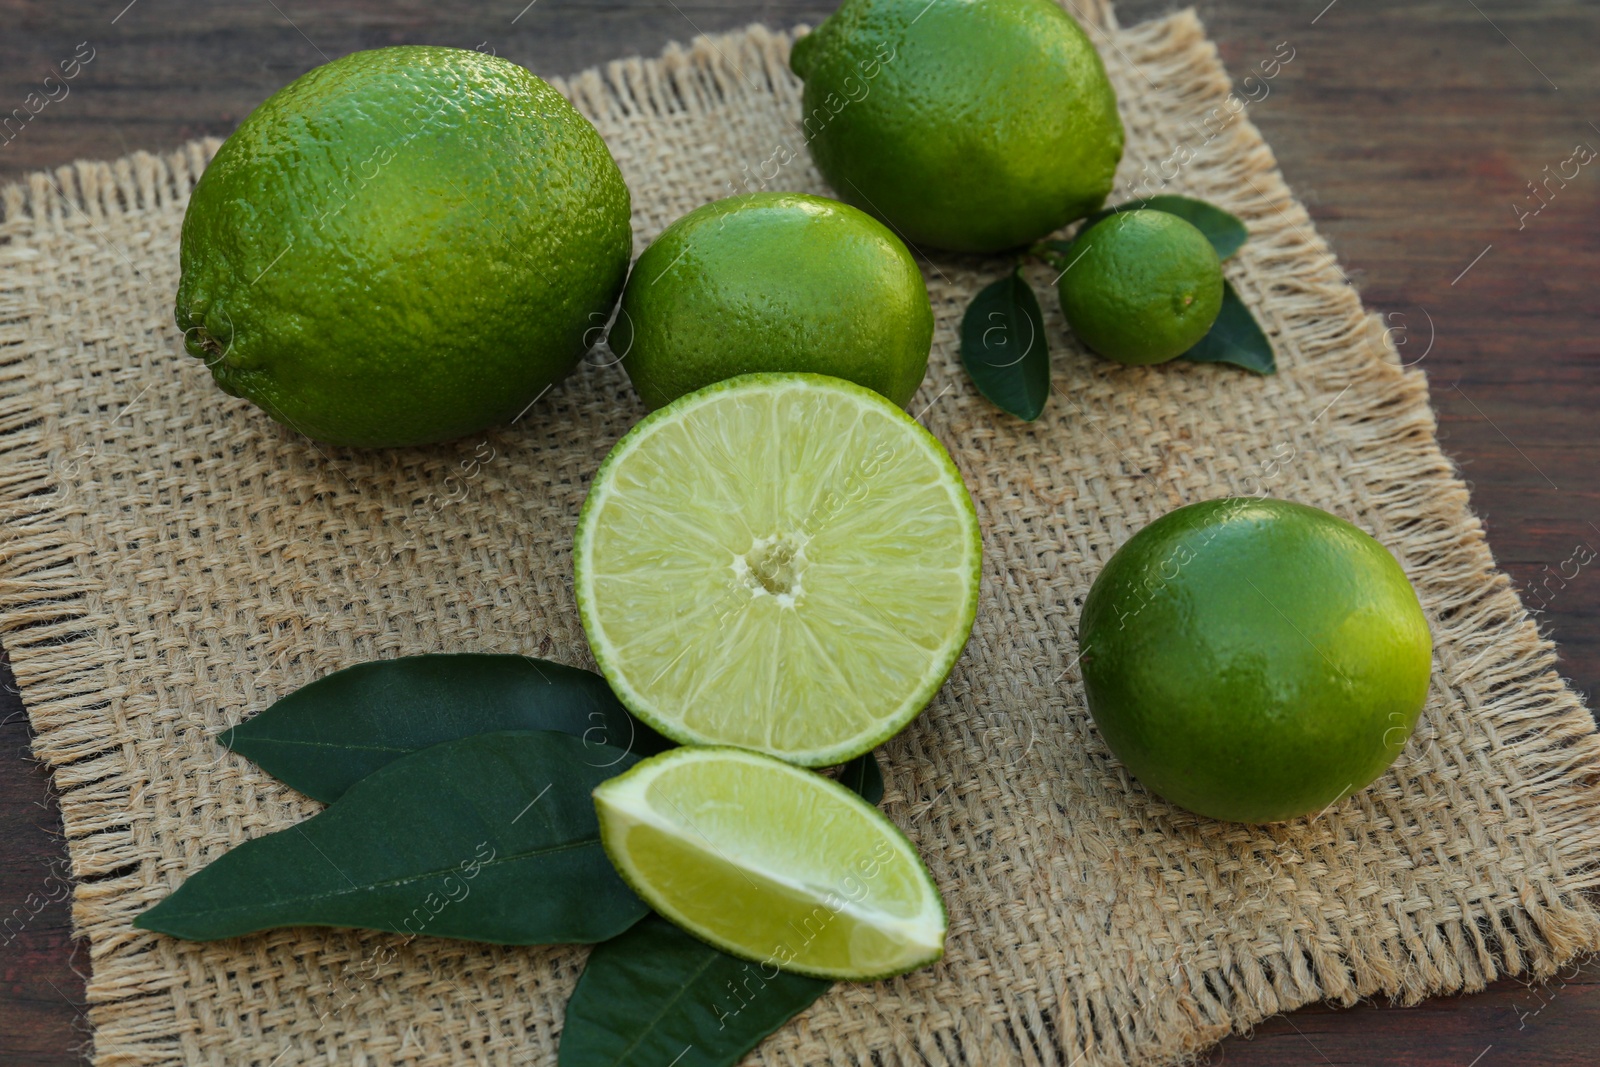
[790,0,1124,254]
[1078,498,1433,823]
[616,193,932,409]
[1058,209,1223,365]
[176,47,632,447]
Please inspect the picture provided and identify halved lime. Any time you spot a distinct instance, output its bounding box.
[573,373,981,767]
[593,746,946,980]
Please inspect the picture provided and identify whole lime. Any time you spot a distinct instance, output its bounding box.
[175,46,632,447]
[1058,209,1223,365]
[616,193,932,409]
[790,0,1124,254]
[1078,498,1433,824]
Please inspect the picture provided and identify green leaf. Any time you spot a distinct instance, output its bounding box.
[559,914,830,1067]
[222,654,671,803]
[556,752,880,1067]
[836,750,884,805]
[960,269,1051,421]
[1075,195,1249,260]
[1178,279,1277,375]
[135,731,649,944]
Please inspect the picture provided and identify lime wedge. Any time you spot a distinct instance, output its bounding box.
[573,373,982,766]
[593,746,946,981]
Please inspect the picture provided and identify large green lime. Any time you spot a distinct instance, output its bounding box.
[1058,209,1223,365]
[176,46,632,447]
[616,193,931,409]
[574,373,982,768]
[1078,498,1433,823]
[790,0,1124,253]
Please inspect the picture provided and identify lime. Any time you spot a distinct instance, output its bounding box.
[176,47,632,447]
[1078,498,1433,823]
[617,193,932,409]
[593,746,946,980]
[1058,209,1223,365]
[790,0,1124,253]
[573,373,981,767]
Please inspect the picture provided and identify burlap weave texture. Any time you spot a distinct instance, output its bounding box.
[2,4,1598,1065]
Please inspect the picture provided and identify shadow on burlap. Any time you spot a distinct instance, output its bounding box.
[2,3,1598,1064]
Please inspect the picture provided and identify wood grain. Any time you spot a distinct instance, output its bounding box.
[2,1,1596,1063]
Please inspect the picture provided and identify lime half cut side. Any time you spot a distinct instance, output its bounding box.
[593,746,947,981]
[573,373,982,767]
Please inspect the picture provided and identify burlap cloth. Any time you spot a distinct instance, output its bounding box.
[3,3,1598,1064]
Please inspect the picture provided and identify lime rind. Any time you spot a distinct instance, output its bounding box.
[593,746,947,981]
[573,373,982,767]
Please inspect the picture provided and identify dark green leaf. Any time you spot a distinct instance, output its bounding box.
[1178,279,1277,375]
[556,753,880,1066]
[222,654,671,803]
[960,270,1051,421]
[559,914,829,1067]
[836,750,884,805]
[135,731,648,944]
[1074,195,1249,260]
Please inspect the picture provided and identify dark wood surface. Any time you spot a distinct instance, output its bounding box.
[2,1,1597,1064]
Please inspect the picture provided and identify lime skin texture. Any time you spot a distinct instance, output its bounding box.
[175,46,633,448]
[790,0,1125,254]
[1078,498,1434,824]
[616,193,933,410]
[1058,209,1224,365]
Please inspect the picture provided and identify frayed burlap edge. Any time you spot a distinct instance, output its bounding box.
[3,4,1600,1066]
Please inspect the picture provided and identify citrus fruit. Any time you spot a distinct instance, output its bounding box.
[1078,497,1433,823]
[616,192,932,409]
[593,746,946,980]
[1058,209,1223,365]
[175,46,632,447]
[573,373,982,767]
[790,0,1124,253]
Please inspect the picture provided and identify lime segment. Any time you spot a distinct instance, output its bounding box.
[573,373,982,766]
[593,746,947,981]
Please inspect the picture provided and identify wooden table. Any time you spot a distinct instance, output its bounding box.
[2,1,1595,1063]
